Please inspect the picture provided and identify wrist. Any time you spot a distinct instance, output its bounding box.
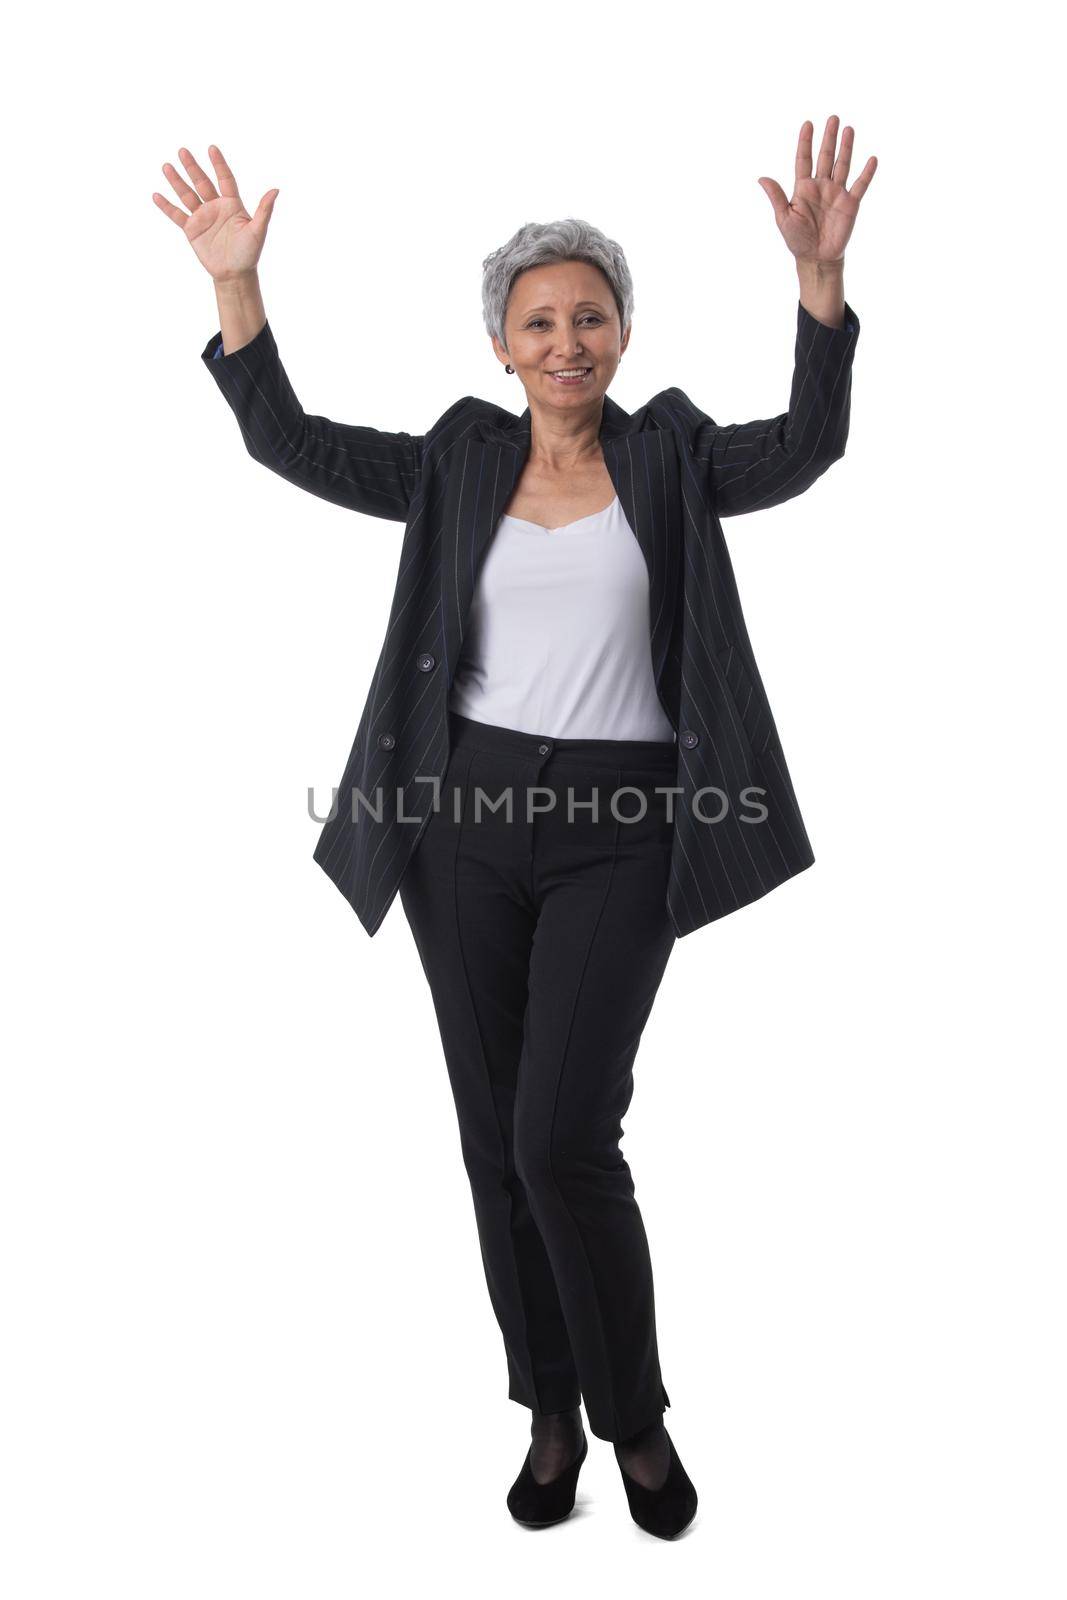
[795,257,846,331]
[795,257,844,281]
[214,270,261,295]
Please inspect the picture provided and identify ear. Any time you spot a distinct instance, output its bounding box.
[620,322,632,359]
[490,332,510,367]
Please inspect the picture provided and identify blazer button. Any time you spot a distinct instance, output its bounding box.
[416,652,436,672]
[377,732,396,750]
[680,729,700,750]
[537,742,551,755]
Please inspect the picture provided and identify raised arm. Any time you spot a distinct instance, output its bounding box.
[154,143,422,522]
[665,115,875,517]
[665,296,860,517]
[201,297,423,521]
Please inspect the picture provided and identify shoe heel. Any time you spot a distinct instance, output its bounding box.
[507,1430,588,1527]
[613,1428,698,1539]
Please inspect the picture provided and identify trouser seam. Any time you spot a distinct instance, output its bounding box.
[540,764,624,1438]
[451,743,543,1414]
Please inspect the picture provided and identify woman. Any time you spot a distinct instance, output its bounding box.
[154,115,875,1539]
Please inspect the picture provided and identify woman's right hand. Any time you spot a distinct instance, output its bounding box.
[152,145,278,283]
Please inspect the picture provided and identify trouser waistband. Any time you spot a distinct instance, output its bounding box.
[448,710,677,770]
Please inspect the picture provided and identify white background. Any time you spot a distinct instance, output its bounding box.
[4,2,1063,1595]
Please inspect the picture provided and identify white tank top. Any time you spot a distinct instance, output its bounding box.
[448,494,676,742]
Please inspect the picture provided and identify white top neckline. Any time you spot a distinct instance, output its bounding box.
[499,494,620,536]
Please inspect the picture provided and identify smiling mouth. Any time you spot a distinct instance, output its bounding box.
[548,367,593,383]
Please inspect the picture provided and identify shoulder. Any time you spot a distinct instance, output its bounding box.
[427,394,508,430]
[425,394,477,432]
[411,395,484,466]
[422,393,516,453]
[646,387,714,428]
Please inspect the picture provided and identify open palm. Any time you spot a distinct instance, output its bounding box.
[151,144,279,282]
[758,116,877,265]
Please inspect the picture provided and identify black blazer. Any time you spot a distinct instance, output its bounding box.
[201,298,861,938]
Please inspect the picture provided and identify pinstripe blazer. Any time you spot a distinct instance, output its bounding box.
[201,298,860,938]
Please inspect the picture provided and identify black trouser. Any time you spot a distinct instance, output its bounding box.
[398,710,678,1442]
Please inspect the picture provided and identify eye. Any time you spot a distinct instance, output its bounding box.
[526,315,604,329]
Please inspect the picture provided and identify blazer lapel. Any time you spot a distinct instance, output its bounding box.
[602,425,680,690]
[437,431,527,690]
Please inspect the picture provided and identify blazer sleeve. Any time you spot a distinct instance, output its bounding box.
[663,299,861,518]
[200,320,423,522]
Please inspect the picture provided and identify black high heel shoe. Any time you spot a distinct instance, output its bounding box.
[507,1428,589,1527]
[613,1427,698,1539]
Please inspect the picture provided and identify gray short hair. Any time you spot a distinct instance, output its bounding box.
[481,218,634,351]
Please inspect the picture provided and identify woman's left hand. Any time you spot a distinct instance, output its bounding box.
[758,116,877,265]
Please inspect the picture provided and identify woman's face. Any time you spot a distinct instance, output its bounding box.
[493,259,630,415]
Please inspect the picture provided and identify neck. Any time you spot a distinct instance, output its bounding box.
[525,399,605,471]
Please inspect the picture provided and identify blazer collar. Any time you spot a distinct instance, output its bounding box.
[471,389,635,447]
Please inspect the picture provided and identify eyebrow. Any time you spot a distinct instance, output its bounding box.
[520,302,609,315]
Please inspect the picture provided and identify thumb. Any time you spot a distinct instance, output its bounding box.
[252,187,280,234]
[757,177,791,221]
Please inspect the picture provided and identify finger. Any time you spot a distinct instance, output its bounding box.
[162,158,202,211]
[251,188,280,234]
[815,115,839,180]
[832,125,854,186]
[758,177,791,221]
[795,119,814,185]
[207,143,240,201]
[151,191,192,229]
[847,155,878,203]
[178,146,219,204]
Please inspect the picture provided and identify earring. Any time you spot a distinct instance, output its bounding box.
[505,363,514,374]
